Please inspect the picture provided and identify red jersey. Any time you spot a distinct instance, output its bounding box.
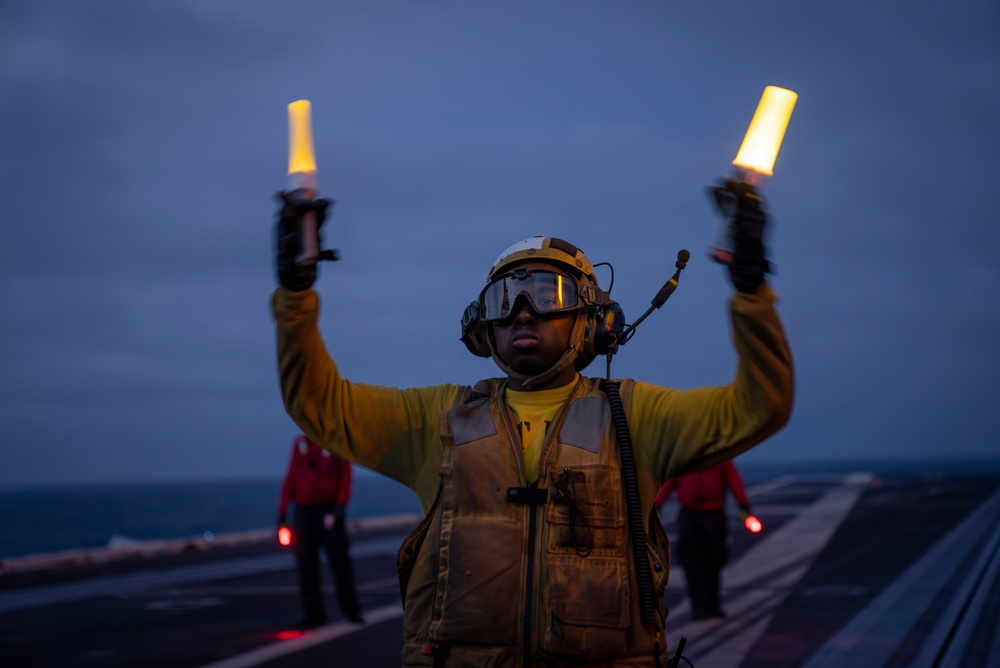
[278,434,353,514]
[655,460,749,511]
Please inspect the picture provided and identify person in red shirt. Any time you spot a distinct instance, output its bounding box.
[655,460,751,619]
[278,434,363,627]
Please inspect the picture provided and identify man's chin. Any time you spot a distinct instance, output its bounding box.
[496,355,551,377]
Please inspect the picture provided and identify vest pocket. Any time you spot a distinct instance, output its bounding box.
[543,554,628,662]
[546,465,625,555]
[432,517,520,645]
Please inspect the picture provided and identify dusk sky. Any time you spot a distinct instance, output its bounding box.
[2,1,998,488]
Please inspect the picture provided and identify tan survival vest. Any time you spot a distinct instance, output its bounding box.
[397,376,671,667]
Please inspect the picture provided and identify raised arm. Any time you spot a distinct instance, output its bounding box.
[634,282,794,482]
[272,286,466,506]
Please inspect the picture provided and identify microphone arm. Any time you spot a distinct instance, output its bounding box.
[620,249,689,344]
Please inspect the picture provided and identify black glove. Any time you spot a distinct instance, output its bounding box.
[274,191,333,291]
[277,514,287,528]
[709,178,771,293]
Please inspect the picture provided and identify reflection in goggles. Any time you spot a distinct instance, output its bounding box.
[480,270,580,321]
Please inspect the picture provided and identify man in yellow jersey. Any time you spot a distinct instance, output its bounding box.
[271,181,793,666]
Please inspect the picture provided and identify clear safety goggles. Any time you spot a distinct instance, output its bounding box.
[478,269,582,322]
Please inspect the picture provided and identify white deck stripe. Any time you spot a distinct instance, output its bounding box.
[197,602,404,668]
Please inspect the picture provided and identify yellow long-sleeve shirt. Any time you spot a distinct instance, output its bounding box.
[271,283,794,513]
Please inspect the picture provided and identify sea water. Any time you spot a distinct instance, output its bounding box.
[0,468,421,559]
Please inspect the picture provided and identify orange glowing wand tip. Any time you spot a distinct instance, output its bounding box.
[284,99,323,266]
[732,85,798,178]
[744,515,763,534]
[287,99,318,193]
[278,525,293,546]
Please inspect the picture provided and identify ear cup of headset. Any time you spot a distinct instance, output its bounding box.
[460,301,492,358]
[591,301,625,356]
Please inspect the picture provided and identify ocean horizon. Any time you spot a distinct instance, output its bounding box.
[3,457,999,560]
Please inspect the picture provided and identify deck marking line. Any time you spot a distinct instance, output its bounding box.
[669,473,872,667]
[198,602,404,668]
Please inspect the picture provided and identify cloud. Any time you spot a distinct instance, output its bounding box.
[1,1,998,487]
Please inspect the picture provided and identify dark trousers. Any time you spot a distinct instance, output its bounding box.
[293,504,362,621]
[677,507,729,615]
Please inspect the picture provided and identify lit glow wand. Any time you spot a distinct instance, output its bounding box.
[711,86,797,263]
[286,100,339,267]
[743,513,763,534]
